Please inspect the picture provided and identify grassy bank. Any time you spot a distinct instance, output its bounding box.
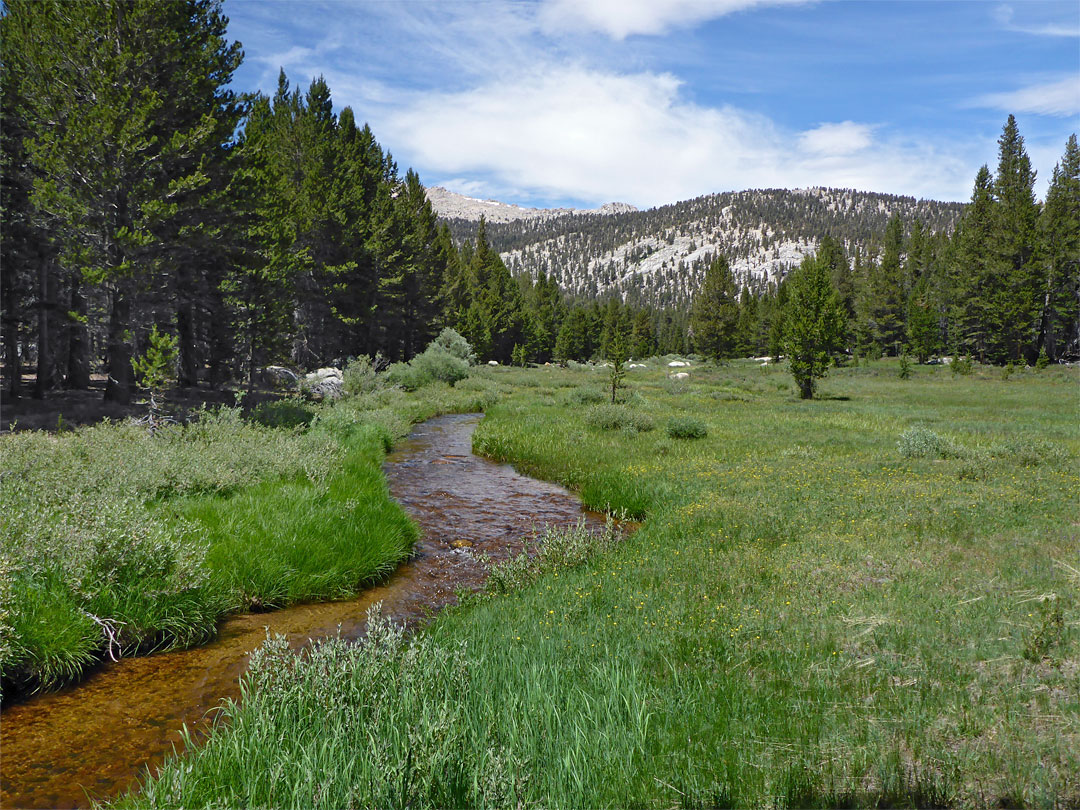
[122,359,1079,808]
[0,383,496,694]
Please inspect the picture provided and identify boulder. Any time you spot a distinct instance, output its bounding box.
[667,360,688,368]
[303,367,343,400]
[671,372,690,380]
[258,365,298,389]
[487,360,499,366]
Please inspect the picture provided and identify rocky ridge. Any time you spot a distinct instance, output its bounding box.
[436,187,966,308]
[425,186,637,223]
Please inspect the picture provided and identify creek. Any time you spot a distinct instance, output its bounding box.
[1,413,606,808]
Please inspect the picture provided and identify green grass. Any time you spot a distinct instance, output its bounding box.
[94,361,1080,806]
[0,382,497,693]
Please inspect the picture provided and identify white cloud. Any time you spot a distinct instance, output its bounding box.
[539,0,810,39]
[799,122,876,156]
[973,76,1080,117]
[380,65,976,206]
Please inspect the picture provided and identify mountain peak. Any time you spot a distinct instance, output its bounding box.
[425,186,638,223]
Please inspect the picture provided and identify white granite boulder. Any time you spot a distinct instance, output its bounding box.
[303,367,343,400]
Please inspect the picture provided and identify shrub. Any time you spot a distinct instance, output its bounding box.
[413,347,469,386]
[951,354,973,376]
[342,355,382,396]
[384,361,431,392]
[898,350,911,379]
[249,400,314,430]
[897,427,962,459]
[584,403,654,433]
[431,328,476,365]
[1036,347,1050,369]
[476,521,623,596]
[667,416,707,439]
[566,386,606,405]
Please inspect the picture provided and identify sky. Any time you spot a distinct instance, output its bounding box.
[222,0,1079,209]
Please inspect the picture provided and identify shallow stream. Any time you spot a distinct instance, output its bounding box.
[1,413,605,808]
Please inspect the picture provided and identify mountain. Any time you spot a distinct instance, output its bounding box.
[434,187,966,308]
[425,186,637,223]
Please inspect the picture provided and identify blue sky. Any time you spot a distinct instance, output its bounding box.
[222,0,1079,209]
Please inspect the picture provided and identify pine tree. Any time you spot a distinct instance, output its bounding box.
[630,308,656,359]
[1038,134,1080,361]
[4,0,243,402]
[951,166,995,359]
[784,254,847,399]
[860,214,907,355]
[555,307,588,363]
[735,285,759,356]
[690,256,739,361]
[988,114,1041,363]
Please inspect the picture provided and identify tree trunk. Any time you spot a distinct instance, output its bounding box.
[33,251,52,399]
[65,278,91,389]
[176,299,199,387]
[1,260,21,401]
[104,282,132,404]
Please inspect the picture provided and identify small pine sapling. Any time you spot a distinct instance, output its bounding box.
[131,325,178,432]
[898,349,912,379]
[607,334,628,403]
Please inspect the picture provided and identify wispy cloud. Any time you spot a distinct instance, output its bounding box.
[381,65,975,205]
[972,75,1080,117]
[992,4,1079,37]
[538,0,811,39]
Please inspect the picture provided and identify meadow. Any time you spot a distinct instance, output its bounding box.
[0,384,496,693]
[118,358,1078,808]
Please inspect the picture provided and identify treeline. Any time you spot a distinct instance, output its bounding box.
[0,0,694,404]
[691,118,1079,365]
[440,219,689,364]
[1,0,451,404]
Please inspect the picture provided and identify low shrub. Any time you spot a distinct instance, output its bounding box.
[897,426,963,459]
[951,354,973,375]
[342,355,382,396]
[249,400,314,430]
[667,416,707,439]
[413,347,469,386]
[566,386,607,405]
[430,327,476,365]
[475,520,623,596]
[384,361,429,391]
[385,344,470,392]
[585,403,655,433]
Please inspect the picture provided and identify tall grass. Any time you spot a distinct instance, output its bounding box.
[123,359,1079,808]
[1,382,496,693]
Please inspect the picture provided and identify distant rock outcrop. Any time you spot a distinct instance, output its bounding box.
[425,186,638,224]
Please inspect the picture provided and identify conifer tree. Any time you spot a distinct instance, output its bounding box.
[951,166,995,359]
[989,114,1041,362]
[1037,134,1079,361]
[735,285,759,356]
[630,308,656,359]
[554,307,589,363]
[690,256,739,361]
[3,0,243,402]
[784,254,846,399]
[860,214,907,355]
